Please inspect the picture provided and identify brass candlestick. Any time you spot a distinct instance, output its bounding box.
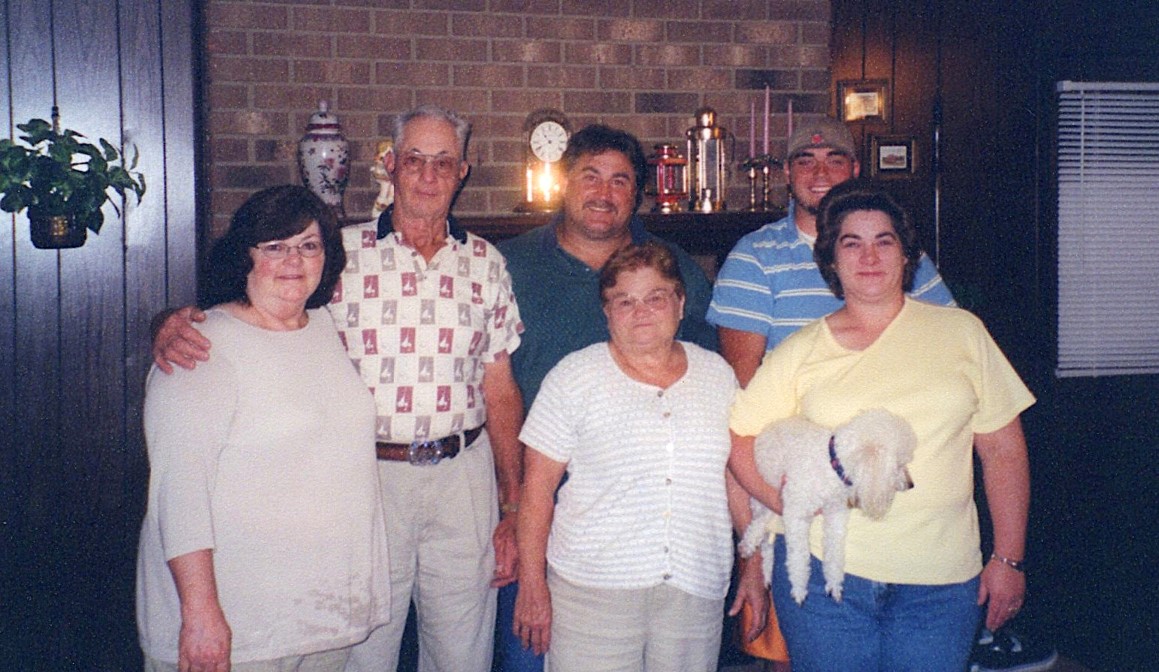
[741,155,780,211]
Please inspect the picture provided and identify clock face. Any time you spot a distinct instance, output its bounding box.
[530,121,568,163]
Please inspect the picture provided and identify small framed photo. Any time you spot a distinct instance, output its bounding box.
[838,79,889,123]
[869,135,915,177]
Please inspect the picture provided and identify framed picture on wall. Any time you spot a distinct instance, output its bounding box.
[838,79,889,123]
[869,135,915,177]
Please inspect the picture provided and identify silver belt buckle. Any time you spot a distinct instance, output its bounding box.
[407,439,444,466]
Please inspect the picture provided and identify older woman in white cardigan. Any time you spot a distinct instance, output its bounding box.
[512,241,767,672]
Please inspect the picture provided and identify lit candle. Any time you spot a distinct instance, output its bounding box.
[526,166,534,203]
[539,165,552,203]
[763,85,770,155]
[787,98,793,137]
[750,100,756,158]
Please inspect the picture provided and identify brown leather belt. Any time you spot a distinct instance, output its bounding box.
[375,426,484,465]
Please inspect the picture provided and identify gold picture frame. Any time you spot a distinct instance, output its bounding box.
[838,79,889,123]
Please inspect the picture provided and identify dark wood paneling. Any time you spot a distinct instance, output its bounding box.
[0,7,17,661]
[55,1,141,664]
[2,1,199,669]
[0,0,15,541]
[8,1,65,667]
[832,2,1158,670]
[160,0,201,303]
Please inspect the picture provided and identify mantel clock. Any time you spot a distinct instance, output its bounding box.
[517,109,570,212]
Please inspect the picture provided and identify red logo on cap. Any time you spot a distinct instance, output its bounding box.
[811,133,824,144]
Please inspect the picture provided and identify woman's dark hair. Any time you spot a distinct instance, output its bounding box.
[813,180,921,300]
[598,240,685,302]
[562,124,648,210]
[199,185,345,310]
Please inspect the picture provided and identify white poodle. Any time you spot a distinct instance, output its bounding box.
[739,409,917,604]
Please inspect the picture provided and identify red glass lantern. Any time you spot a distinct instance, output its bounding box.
[646,144,688,213]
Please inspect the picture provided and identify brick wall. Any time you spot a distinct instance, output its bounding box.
[204,0,833,235]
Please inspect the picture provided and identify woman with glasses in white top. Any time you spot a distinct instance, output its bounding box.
[512,241,765,672]
[136,185,390,672]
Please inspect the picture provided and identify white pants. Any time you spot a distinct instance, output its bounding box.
[346,432,498,672]
[545,569,723,672]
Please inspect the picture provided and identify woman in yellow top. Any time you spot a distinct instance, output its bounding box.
[728,181,1033,672]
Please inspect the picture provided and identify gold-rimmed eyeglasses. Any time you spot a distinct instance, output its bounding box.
[606,288,677,316]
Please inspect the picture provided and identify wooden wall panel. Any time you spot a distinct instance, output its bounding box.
[7,1,64,666]
[8,0,60,544]
[54,0,124,513]
[884,8,941,267]
[832,2,1158,670]
[158,0,200,306]
[119,0,166,517]
[0,0,15,560]
[1,1,199,668]
[54,1,137,662]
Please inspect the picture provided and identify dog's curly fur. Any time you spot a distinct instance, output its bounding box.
[739,409,917,604]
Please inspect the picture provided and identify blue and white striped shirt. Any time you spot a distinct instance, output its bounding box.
[707,203,955,349]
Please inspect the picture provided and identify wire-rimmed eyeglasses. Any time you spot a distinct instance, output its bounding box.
[397,151,462,178]
[253,241,324,259]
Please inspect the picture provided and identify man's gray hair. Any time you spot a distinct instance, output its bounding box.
[392,104,471,159]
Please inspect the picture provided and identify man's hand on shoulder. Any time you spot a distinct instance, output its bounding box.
[152,306,211,374]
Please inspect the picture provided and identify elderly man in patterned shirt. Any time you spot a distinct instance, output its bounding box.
[151,105,525,672]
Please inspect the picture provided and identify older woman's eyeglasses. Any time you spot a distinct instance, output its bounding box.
[398,152,461,178]
[254,241,324,259]
[607,288,676,315]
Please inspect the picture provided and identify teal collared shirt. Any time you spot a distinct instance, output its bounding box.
[498,213,718,413]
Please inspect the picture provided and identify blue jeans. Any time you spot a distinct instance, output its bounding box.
[771,535,981,672]
[495,582,545,672]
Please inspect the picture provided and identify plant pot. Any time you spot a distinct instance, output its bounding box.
[29,213,87,249]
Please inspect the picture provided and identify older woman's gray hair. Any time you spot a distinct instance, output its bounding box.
[598,240,686,302]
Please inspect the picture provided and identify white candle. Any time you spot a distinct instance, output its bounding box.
[539,165,552,202]
[526,167,534,202]
[763,85,770,155]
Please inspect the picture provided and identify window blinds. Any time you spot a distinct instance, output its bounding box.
[1056,81,1159,377]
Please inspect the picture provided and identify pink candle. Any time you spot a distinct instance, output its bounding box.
[749,101,756,157]
[787,98,793,137]
[763,85,770,155]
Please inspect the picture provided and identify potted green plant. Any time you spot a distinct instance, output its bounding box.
[0,116,146,249]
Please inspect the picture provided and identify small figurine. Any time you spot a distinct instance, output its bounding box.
[370,139,394,219]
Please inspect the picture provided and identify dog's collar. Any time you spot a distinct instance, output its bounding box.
[828,435,854,487]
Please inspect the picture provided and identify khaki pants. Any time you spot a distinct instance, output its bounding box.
[545,569,723,672]
[346,432,498,672]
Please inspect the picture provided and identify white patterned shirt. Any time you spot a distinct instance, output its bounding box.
[520,342,738,600]
[330,211,523,443]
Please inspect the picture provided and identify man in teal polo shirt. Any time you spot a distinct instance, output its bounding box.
[498,124,715,410]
